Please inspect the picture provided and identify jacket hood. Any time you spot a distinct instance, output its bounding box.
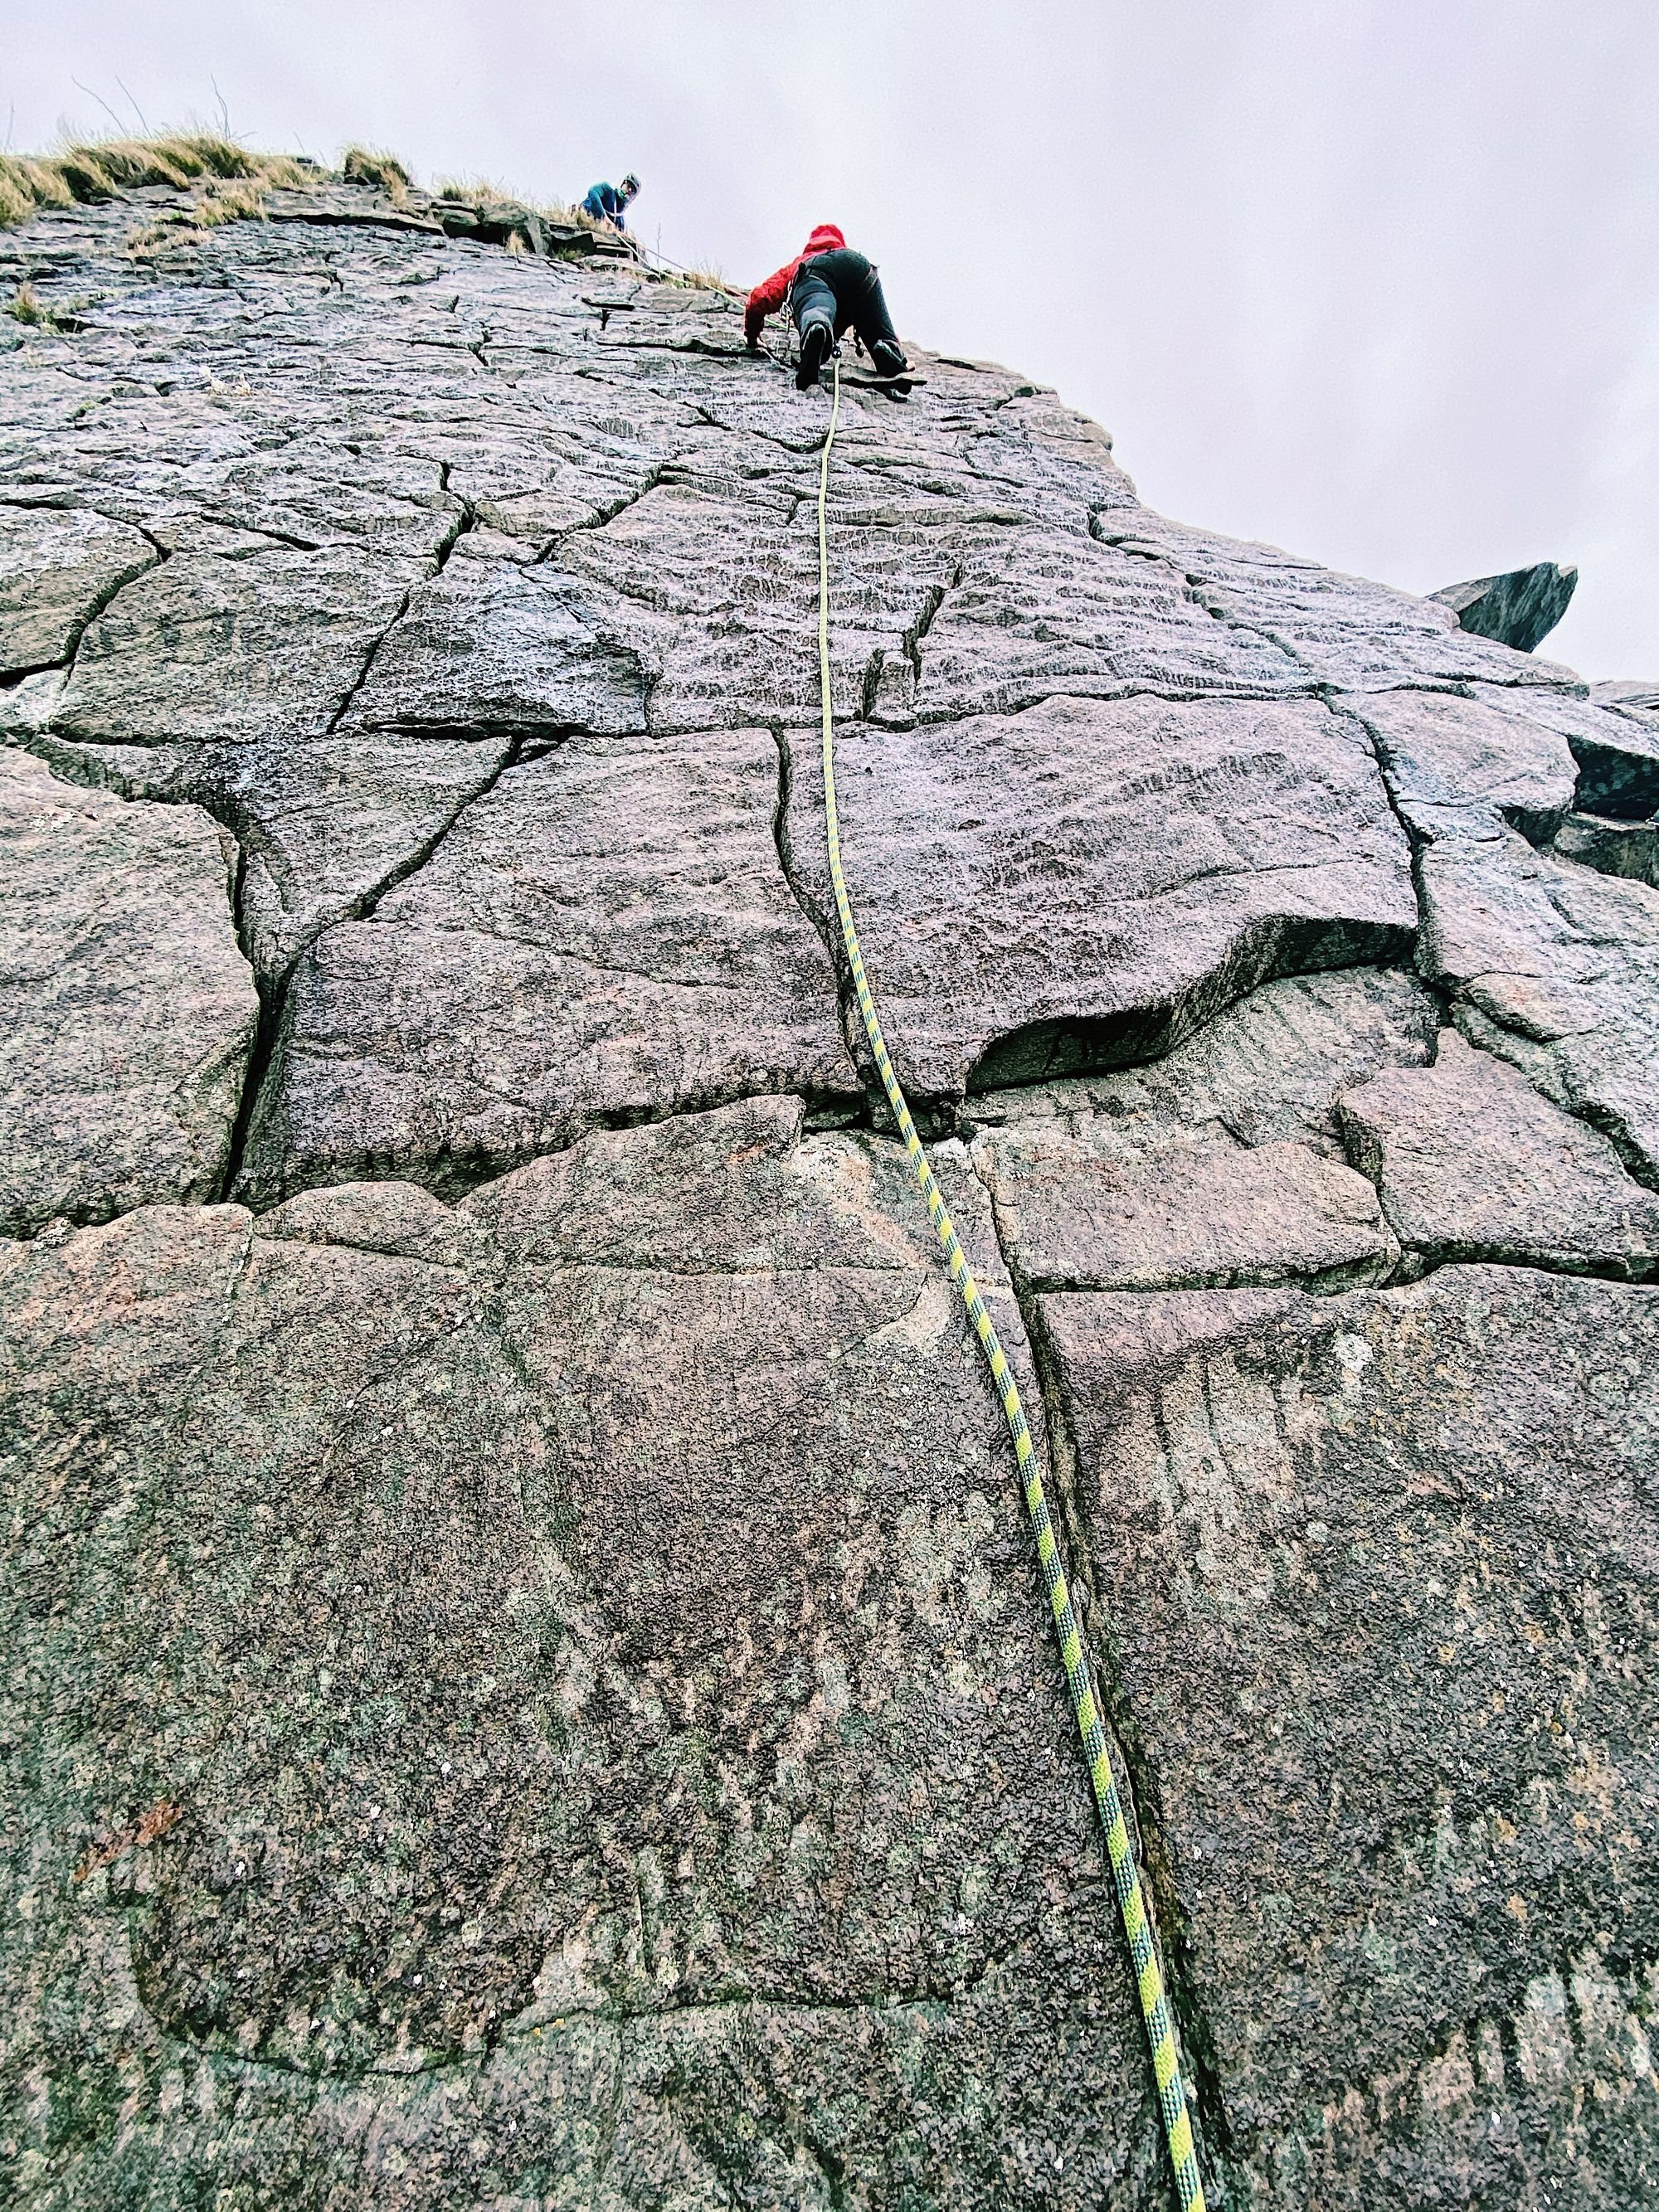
[803,224,846,254]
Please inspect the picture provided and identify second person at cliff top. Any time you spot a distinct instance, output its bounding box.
[581,175,639,229]
[745,224,908,390]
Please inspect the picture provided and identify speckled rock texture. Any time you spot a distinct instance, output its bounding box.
[0,746,255,1234]
[2,176,1657,2210]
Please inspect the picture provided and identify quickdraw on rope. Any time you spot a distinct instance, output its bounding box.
[814,356,1207,2212]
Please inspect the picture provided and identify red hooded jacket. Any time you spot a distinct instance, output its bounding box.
[745,225,846,344]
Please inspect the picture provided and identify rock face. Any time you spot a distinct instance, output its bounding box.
[1044,1271,1659,2208]
[0,747,256,1234]
[2,176,1657,2212]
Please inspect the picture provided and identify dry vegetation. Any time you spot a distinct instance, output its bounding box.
[0,134,307,232]
[124,177,290,259]
[4,281,52,326]
[3,279,85,333]
[341,145,411,205]
[1,130,732,288]
[660,262,744,299]
[433,172,592,230]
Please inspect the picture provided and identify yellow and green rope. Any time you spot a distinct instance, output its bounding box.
[814,356,1206,2212]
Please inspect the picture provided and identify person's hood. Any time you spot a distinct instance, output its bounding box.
[801,224,846,255]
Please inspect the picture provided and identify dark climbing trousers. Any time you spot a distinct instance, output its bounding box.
[790,248,899,354]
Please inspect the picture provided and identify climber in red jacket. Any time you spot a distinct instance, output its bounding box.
[745,224,908,391]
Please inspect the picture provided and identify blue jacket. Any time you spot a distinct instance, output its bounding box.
[581,182,629,229]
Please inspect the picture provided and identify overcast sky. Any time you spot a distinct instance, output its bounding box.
[7,0,1657,676]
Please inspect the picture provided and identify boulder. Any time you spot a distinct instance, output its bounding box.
[1430,560,1577,652]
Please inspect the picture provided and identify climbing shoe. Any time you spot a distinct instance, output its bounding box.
[870,339,909,380]
[795,318,831,390]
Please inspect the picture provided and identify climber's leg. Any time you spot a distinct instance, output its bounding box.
[791,261,836,388]
[811,247,907,377]
[793,250,907,385]
[849,268,904,371]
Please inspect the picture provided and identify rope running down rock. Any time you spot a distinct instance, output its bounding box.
[814,352,1208,2212]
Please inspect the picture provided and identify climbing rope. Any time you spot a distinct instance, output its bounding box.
[815,357,1208,2212]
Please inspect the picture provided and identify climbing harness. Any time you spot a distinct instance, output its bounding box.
[814,357,1208,2212]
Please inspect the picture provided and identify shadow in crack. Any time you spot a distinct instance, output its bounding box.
[966,915,1418,1096]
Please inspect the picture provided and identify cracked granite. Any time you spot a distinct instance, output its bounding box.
[2,175,1658,2211]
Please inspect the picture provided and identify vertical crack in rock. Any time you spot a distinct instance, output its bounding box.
[218,732,534,1199]
[974,1145,1232,2179]
[428,464,474,575]
[216,955,293,1208]
[859,648,884,722]
[324,585,416,734]
[1326,694,1435,979]
[769,723,878,1127]
[901,566,958,690]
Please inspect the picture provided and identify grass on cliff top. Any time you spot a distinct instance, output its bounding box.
[0,133,433,259]
[0,133,309,231]
[341,144,412,202]
[1,132,604,245]
[432,170,607,235]
[0,129,745,291]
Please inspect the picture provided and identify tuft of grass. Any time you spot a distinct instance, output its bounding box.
[434,173,586,230]
[3,281,83,333]
[341,145,411,204]
[124,174,290,259]
[5,281,50,327]
[0,158,74,227]
[0,133,306,235]
[433,173,510,207]
[663,261,742,299]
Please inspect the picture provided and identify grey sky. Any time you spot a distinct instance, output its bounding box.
[8,0,1657,676]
